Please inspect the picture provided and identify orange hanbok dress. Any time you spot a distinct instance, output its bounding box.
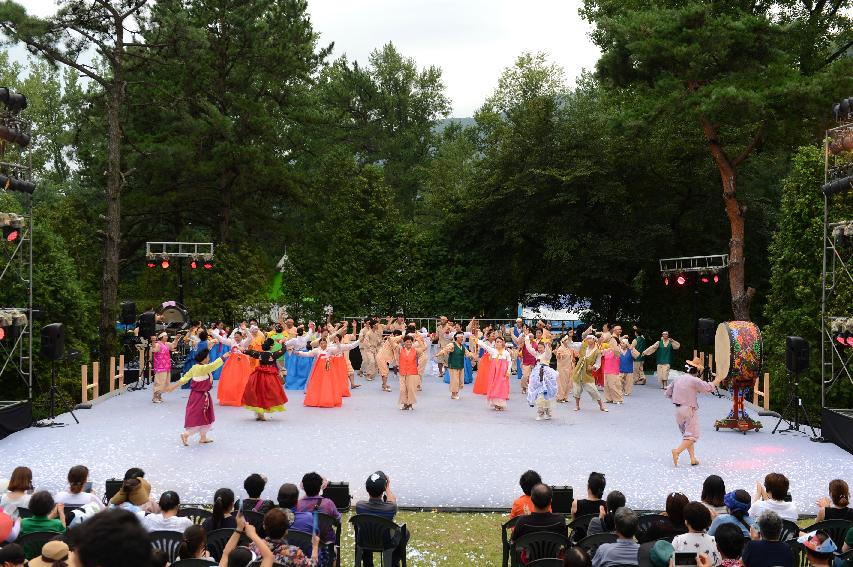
[303,353,342,408]
[217,352,252,406]
[472,351,491,395]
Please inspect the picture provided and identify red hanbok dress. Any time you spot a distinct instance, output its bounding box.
[472,340,493,395]
[175,358,224,433]
[299,341,359,408]
[241,349,288,414]
[482,343,512,409]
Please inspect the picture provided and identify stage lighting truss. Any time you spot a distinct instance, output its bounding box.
[659,254,728,278]
[145,242,214,270]
[0,212,25,243]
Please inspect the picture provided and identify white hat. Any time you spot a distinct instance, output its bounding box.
[157,332,168,339]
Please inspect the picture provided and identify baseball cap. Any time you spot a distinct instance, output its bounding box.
[797,530,837,554]
[365,471,388,494]
[0,543,25,564]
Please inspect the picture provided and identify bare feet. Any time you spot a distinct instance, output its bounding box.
[690,459,700,466]
[671,449,679,467]
[180,432,189,446]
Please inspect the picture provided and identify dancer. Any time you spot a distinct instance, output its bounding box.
[298,336,359,407]
[358,317,383,381]
[241,338,288,421]
[472,327,495,395]
[397,334,426,410]
[434,316,451,376]
[525,335,558,420]
[513,326,539,395]
[481,335,513,411]
[572,333,609,412]
[618,338,638,396]
[435,332,474,399]
[215,330,252,406]
[284,327,313,391]
[376,330,403,393]
[631,325,648,385]
[600,332,624,405]
[152,332,182,403]
[164,348,230,446]
[667,356,723,466]
[341,320,361,390]
[554,331,577,403]
[643,331,681,389]
[512,318,525,377]
[328,330,354,399]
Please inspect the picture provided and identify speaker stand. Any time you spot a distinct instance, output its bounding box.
[127,343,152,392]
[772,371,816,437]
[700,351,723,398]
[33,360,80,427]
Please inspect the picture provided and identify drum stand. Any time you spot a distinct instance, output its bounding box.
[715,384,763,434]
[772,370,816,437]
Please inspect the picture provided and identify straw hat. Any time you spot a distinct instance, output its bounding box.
[29,540,70,567]
[685,356,704,373]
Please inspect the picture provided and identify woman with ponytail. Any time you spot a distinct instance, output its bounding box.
[177,524,215,562]
[709,490,755,537]
[55,465,102,510]
[202,488,236,532]
[816,479,853,521]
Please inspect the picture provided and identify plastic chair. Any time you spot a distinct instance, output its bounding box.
[501,516,520,567]
[205,528,236,561]
[569,513,597,543]
[15,531,63,560]
[349,514,407,567]
[787,539,807,567]
[781,519,801,541]
[636,513,668,542]
[149,530,184,563]
[512,531,569,565]
[177,506,212,526]
[15,507,33,518]
[172,560,221,567]
[526,559,563,567]
[243,510,266,538]
[316,511,341,567]
[575,532,618,558]
[286,529,314,556]
[802,519,853,550]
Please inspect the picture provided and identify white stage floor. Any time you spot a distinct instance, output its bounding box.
[2,370,850,512]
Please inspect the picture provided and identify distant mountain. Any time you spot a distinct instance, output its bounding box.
[434,117,476,133]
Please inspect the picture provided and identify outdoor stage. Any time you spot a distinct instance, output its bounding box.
[1,370,850,511]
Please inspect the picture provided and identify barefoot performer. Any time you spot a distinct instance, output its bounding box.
[164,348,231,446]
[666,356,723,467]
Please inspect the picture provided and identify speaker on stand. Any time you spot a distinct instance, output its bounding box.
[128,311,156,391]
[772,336,816,437]
[34,323,79,428]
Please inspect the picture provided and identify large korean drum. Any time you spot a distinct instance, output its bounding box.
[713,321,763,434]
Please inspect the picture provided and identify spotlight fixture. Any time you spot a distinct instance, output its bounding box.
[822,175,852,197]
[203,261,213,269]
[161,258,170,269]
[0,173,35,194]
[0,88,27,114]
[663,276,670,286]
[146,261,156,268]
[713,274,720,284]
[676,274,687,286]
[190,258,198,269]
[0,212,24,242]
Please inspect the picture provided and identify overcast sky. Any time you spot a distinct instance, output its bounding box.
[19,0,601,117]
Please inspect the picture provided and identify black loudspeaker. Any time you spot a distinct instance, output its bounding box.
[104,478,123,504]
[138,311,156,338]
[786,336,809,374]
[322,482,351,512]
[550,485,574,514]
[120,301,136,325]
[40,323,65,361]
[697,318,716,347]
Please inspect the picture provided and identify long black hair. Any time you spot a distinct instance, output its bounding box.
[178,525,206,560]
[211,488,235,530]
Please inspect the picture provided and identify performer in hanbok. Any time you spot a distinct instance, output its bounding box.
[525,336,558,420]
[666,356,723,466]
[215,331,252,406]
[472,328,495,395]
[164,349,230,446]
[481,335,513,411]
[511,318,525,378]
[341,320,361,390]
[600,332,624,404]
[328,331,354,399]
[298,337,360,407]
[631,325,648,385]
[241,338,288,420]
[554,331,577,403]
[434,316,451,376]
[208,326,231,380]
[618,338,639,397]
[642,331,681,389]
[284,328,313,391]
[397,334,426,410]
[572,333,609,412]
[435,332,475,399]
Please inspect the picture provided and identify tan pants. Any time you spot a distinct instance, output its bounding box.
[657,364,671,388]
[399,375,418,406]
[620,372,633,396]
[604,373,623,403]
[361,348,378,378]
[573,381,601,401]
[153,371,169,400]
[633,361,645,384]
[377,352,392,379]
[521,364,534,391]
[448,368,464,395]
[556,366,572,401]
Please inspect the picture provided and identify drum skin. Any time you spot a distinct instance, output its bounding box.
[714,321,762,388]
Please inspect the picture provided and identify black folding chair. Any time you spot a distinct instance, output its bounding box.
[15,507,33,518]
[575,532,618,558]
[802,519,853,550]
[243,510,266,538]
[286,529,314,557]
[177,506,212,526]
[569,513,597,543]
[15,531,63,560]
[636,514,668,543]
[316,511,342,567]
[781,519,801,541]
[349,514,407,567]
[525,559,564,567]
[512,531,569,566]
[501,516,520,567]
[206,528,236,562]
[149,530,184,563]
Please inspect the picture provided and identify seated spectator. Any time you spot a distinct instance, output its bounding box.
[203,488,237,532]
[28,540,70,567]
[511,470,550,518]
[276,483,313,534]
[177,524,214,563]
[0,543,24,567]
[714,523,746,567]
[150,550,169,567]
[354,471,408,567]
[588,491,626,535]
[19,492,65,536]
[218,514,274,567]
[749,473,797,522]
[54,465,103,511]
[648,540,674,567]
[110,468,158,514]
[639,492,688,543]
[512,484,568,541]
[68,508,152,567]
[701,475,727,518]
[742,510,793,567]
[563,546,592,567]
[295,472,340,521]
[709,490,755,537]
[841,522,853,567]
[573,472,606,519]
[0,508,20,544]
[241,474,274,514]
[142,491,192,532]
[246,508,319,566]
[0,468,32,520]
[815,479,852,522]
[672,502,719,566]
[797,530,837,567]
[591,507,640,567]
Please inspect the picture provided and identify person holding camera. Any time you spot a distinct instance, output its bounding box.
[666,357,723,467]
[151,331,182,404]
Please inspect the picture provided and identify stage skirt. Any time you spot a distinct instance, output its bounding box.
[331,356,351,398]
[185,378,215,432]
[217,353,252,406]
[285,349,314,391]
[472,352,491,395]
[487,358,510,408]
[241,365,288,413]
[208,342,229,380]
[304,357,342,408]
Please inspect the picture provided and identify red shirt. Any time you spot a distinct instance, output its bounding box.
[399,347,418,376]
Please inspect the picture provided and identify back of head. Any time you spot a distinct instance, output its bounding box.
[530,484,552,511]
[683,501,712,531]
[519,470,542,497]
[757,510,783,541]
[606,491,626,513]
[715,523,745,560]
[701,475,726,508]
[227,547,254,567]
[67,465,89,494]
[587,472,606,499]
[70,508,150,567]
[124,467,145,481]
[263,508,292,539]
[28,490,55,517]
[563,546,592,567]
[8,466,32,492]
[178,525,206,560]
[764,472,789,501]
[302,472,322,497]
[244,473,266,499]
[614,507,638,538]
[665,492,689,527]
[195,348,211,364]
[150,549,169,567]
[158,491,180,513]
[829,479,850,508]
[212,488,235,530]
[277,483,299,509]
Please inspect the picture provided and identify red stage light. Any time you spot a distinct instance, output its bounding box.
[161,259,169,269]
[664,277,670,286]
[0,327,5,340]
[701,276,709,284]
[147,261,156,268]
[5,229,18,242]
[713,274,719,284]
[676,275,686,286]
[203,262,213,269]
[190,260,198,269]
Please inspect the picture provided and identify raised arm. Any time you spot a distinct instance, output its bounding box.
[480,341,498,357]
[671,339,681,350]
[642,341,659,356]
[295,348,318,358]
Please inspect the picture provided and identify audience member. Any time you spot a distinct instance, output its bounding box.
[639,492,688,543]
[218,513,274,567]
[150,550,169,567]
[141,491,192,532]
[177,524,214,562]
[0,543,24,567]
[246,508,319,566]
[709,490,754,537]
[588,491,626,535]
[512,484,568,541]
[797,530,837,567]
[841,524,853,567]
[592,507,640,567]
[0,509,19,544]
[563,546,592,567]
[354,471,408,567]
[241,474,274,514]
[69,508,152,567]
[672,502,720,566]
[749,473,797,522]
[647,540,673,567]
[701,475,727,517]
[276,483,313,534]
[742,510,793,567]
[203,488,237,532]
[714,523,746,567]
[815,479,852,522]
[0,468,32,520]
[28,540,70,567]
[110,472,158,514]
[511,470,549,518]
[295,472,341,544]
[19,491,65,537]
[573,472,606,519]
[54,466,103,511]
